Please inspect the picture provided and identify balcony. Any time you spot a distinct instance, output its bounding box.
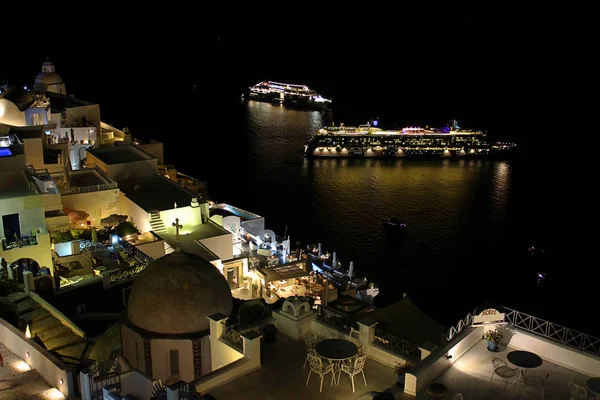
[1,235,38,251]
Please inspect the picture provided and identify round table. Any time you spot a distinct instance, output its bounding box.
[587,377,600,396]
[315,339,358,360]
[426,382,448,399]
[507,350,543,369]
[315,339,358,385]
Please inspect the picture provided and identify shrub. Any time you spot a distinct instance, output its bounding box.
[116,221,141,237]
[52,230,74,244]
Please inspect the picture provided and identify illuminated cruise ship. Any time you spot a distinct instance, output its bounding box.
[305,120,516,157]
[245,81,331,110]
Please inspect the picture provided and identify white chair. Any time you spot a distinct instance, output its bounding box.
[520,371,549,400]
[489,365,519,391]
[303,335,317,368]
[452,394,464,400]
[492,357,507,369]
[349,327,363,352]
[306,354,335,392]
[568,381,589,400]
[339,354,368,392]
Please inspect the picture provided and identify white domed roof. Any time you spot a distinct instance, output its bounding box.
[126,251,233,335]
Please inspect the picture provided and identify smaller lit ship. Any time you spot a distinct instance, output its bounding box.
[384,217,407,228]
[245,81,331,110]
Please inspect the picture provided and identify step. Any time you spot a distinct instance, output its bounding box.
[45,331,83,351]
[7,291,30,303]
[16,298,40,315]
[30,315,63,335]
[54,340,88,361]
[39,324,72,342]
[20,307,51,324]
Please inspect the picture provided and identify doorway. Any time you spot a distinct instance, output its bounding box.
[2,213,21,242]
[226,267,238,289]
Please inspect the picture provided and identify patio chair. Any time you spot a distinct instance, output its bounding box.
[306,354,335,392]
[489,365,519,391]
[303,335,318,368]
[350,327,363,351]
[520,371,549,400]
[568,381,589,400]
[339,354,368,392]
[452,394,464,400]
[492,357,507,369]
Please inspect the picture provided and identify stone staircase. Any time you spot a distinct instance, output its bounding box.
[8,292,89,367]
[149,212,167,234]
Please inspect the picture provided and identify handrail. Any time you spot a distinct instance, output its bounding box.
[487,301,600,356]
[374,327,422,361]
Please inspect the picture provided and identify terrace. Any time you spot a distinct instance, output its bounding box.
[53,236,153,292]
[210,303,600,400]
[50,165,118,194]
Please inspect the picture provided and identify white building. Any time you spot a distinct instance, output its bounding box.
[0,135,56,278]
[121,250,234,382]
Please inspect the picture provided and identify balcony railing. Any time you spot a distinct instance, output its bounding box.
[1,235,38,251]
[220,322,243,352]
[108,263,147,284]
[488,302,600,357]
[117,236,154,265]
[67,182,119,193]
[316,307,355,333]
[374,328,422,361]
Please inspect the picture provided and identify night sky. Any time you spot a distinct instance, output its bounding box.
[2,5,556,140]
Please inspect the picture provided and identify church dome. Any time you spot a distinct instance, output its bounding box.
[126,251,233,335]
[34,60,65,94]
[34,72,64,90]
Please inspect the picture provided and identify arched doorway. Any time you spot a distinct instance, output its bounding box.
[8,258,43,282]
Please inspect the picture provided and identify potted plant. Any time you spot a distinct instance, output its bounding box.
[484,328,503,351]
[393,360,412,386]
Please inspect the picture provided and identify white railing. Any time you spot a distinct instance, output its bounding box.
[441,304,482,344]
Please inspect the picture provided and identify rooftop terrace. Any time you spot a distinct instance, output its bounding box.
[87,144,154,165]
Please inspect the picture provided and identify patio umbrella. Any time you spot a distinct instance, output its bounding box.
[100,214,128,226]
[64,208,89,223]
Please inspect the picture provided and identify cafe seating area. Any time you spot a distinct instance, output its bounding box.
[417,339,597,399]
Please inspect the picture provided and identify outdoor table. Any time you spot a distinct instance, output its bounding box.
[587,377,600,397]
[507,350,543,369]
[426,382,448,399]
[507,350,542,382]
[315,339,358,384]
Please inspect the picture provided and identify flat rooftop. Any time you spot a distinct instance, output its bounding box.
[212,203,262,221]
[119,175,204,212]
[0,170,35,198]
[88,145,154,165]
[207,332,398,400]
[160,222,231,261]
[69,168,111,186]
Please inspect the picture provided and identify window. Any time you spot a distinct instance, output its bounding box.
[169,349,179,377]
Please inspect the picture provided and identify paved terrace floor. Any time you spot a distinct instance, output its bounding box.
[207,333,400,400]
[0,341,65,399]
[407,339,593,400]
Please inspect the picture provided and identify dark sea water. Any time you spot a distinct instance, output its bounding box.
[131,97,591,336]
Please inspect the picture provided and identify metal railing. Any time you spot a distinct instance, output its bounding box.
[221,322,243,352]
[67,182,119,193]
[316,307,355,333]
[79,240,94,250]
[441,303,484,345]
[488,302,600,356]
[1,235,38,251]
[108,263,147,284]
[374,328,422,361]
[118,236,155,264]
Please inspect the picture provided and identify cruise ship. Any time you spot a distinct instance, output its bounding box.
[245,81,331,110]
[305,120,516,157]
